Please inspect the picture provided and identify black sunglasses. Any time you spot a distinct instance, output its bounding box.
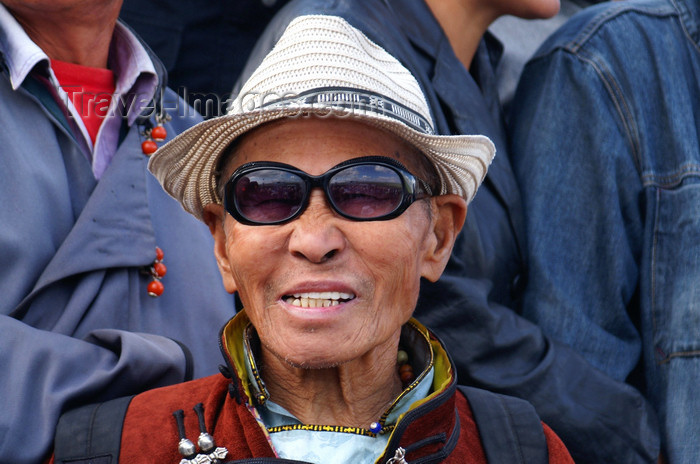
[223,156,433,225]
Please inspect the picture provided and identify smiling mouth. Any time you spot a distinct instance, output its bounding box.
[283,292,355,308]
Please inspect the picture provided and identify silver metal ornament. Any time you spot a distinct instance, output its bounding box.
[178,438,196,457]
[386,446,408,464]
[197,432,216,452]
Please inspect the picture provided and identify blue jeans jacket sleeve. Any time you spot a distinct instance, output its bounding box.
[512,48,644,381]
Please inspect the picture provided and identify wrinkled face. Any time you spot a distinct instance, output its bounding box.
[206,118,464,369]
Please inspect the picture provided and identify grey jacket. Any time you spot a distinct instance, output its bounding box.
[0,24,235,464]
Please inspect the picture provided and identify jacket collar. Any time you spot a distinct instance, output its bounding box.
[385,0,503,122]
[0,3,48,90]
[219,311,461,461]
[383,0,525,260]
[674,0,700,46]
[0,5,158,119]
[383,0,443,65]
[0,6,162,178]
[220,311,456,407]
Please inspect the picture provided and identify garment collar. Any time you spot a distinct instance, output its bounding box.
[384,0,503,76]
[218,311,460,462]
[0,5,157,129]
[0,6,159,177]
[0,3,48,90]
[107,21,158,125]
[674,0,700,45]
[383,0,443,62]
[220,311,455,410]
[0,5,157,102]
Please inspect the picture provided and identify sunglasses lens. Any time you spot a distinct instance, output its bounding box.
[329,164,404,219]
[234,170,305,223]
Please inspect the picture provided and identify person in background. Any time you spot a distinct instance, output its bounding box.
[510,0,700,462]
[52,16,574,463]
[0,1,235,462]
[235,0,661,462]
[120,0,290,117]
[488,0,604,117]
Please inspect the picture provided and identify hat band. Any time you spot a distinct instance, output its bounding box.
[235,87,435,135]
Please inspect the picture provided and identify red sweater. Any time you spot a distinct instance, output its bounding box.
[51,59,115,144]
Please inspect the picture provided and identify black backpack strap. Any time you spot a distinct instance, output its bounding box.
[54,395,134,464]
[458,385,549,464]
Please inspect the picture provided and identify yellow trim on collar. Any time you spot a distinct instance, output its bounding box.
[222,312,454,409]
[222,311,256,402]
[403,318,453,409]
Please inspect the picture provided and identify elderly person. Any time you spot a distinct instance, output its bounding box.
[240,2,661,462]
[52,16,572,464]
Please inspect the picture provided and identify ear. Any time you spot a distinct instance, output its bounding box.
[203,203,238,294]
[420,195,467,282]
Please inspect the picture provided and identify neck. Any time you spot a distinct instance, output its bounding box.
[261,334,404,428]
[424,0,496,69]
[6,1,122,68]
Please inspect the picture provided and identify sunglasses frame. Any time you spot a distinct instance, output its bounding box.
[223,156,433,226]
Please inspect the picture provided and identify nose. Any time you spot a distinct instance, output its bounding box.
[287,189,346,263]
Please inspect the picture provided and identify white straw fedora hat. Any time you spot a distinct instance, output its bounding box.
[149,14,496,221]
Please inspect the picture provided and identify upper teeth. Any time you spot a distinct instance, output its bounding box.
[284,292,354,307]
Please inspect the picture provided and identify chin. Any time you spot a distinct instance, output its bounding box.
[513,0,560,19]
[276,349,347,369]
[532,0,561,19]
[266,339,352,369]
[287,358,344,370]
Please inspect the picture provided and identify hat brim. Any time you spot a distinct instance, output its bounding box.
[148,106,495,221]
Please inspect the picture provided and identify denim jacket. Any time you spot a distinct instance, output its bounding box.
[510,1,700,462]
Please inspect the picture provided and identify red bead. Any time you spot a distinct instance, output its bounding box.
[399,364,414,384]
[147,279,164,297]
[150,125,167,142]
[153,262,167,278]
[399,364,413,375]
[141,140,158,155]
[400,370,415,384]
[155,246,164,261]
